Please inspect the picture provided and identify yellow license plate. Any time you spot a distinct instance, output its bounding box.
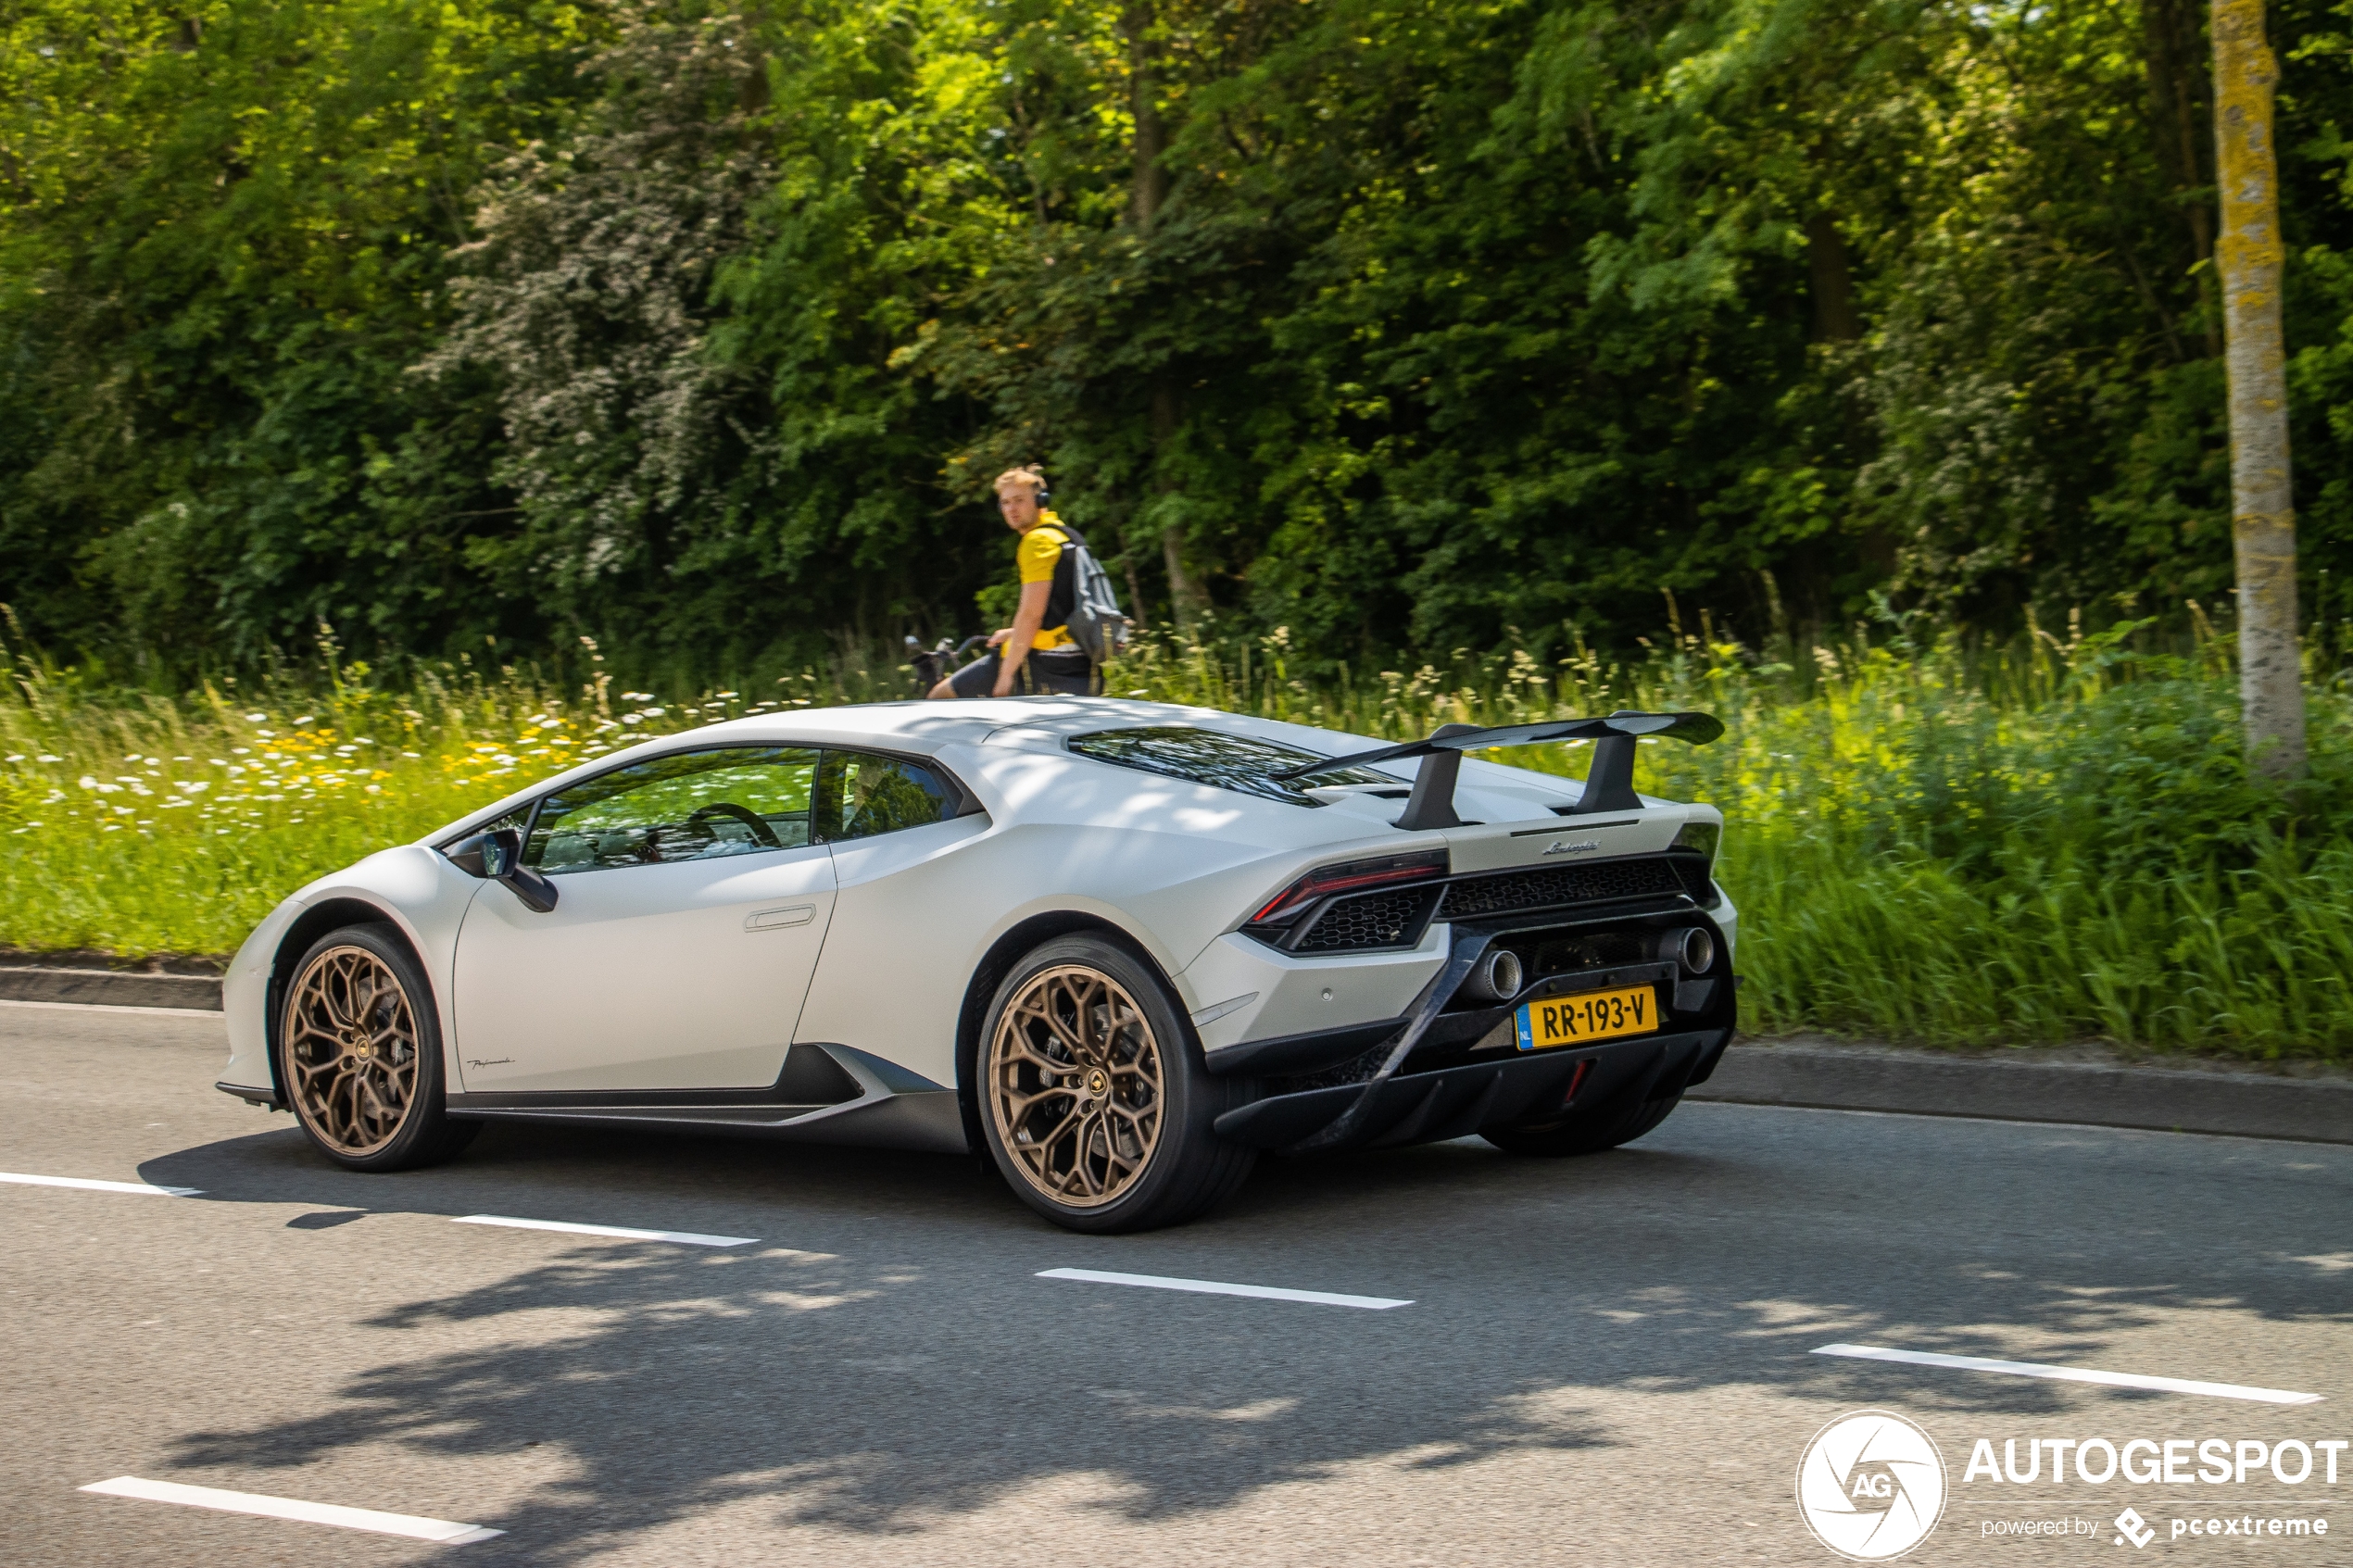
[1515,985,1659,1050]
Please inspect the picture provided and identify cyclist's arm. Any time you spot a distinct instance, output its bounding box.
[992,581,1051,696]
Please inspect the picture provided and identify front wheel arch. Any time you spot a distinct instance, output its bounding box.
[265,898,422,1110]
[277,921,477,1170]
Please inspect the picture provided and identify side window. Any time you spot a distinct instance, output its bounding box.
[816,751,953,843]
[524,747,819,875]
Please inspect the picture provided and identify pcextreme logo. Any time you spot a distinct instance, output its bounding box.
[1796,1410,1949,1562]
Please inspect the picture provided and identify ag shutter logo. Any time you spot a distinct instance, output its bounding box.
[1796,1410,1949,1562]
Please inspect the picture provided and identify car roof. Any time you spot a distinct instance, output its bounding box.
[674,696,1358,752]
[419,697,1383,844]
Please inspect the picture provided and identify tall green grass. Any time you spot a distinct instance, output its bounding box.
[5,620,2348,1060]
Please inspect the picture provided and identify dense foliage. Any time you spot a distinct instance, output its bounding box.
[6,0,2353,682]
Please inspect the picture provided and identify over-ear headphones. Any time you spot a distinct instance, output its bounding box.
[1035,489,1051,506]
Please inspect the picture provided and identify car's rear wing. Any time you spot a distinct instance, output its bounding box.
[1275,711,1725,832]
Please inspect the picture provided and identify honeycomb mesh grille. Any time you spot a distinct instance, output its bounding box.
[1437,857,1688,921]
[1293,887,1437,952]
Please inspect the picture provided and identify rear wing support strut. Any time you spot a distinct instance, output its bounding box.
[1394,724,1475,830]
[1278,710,1725,833]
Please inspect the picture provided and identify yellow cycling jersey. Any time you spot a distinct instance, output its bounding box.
[1016,515,1078,651]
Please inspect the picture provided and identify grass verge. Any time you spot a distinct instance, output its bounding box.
[4,621,2347,1060]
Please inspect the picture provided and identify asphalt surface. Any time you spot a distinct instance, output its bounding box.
[4,1002,2348,1567]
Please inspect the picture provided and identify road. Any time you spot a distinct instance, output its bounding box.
[4,1000,2347,1566]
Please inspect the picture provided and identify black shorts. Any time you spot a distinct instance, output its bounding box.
[947,648,1096,697]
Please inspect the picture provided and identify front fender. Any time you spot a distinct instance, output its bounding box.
[223,846,486,1103]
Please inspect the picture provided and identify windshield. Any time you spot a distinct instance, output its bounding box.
[1065,726,1398,807]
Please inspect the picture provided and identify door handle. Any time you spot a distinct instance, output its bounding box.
[745,905,816,931]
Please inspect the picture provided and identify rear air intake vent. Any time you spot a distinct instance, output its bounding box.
[1436,856,1690,921]
[1289,886,1442,952]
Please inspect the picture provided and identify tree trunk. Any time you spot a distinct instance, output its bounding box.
[2210,0,2305,778]
[1126,4,1169,235]
[2146,0,2220,356]
[1151,382,1205,624]
[1806,212,1859,344]
[1123,3,1207,626]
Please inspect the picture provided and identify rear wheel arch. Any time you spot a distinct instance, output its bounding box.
[971,929,1253,1231]
[953,911,1178,1154]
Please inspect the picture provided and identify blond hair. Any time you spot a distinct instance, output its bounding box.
[994,465,1048,496]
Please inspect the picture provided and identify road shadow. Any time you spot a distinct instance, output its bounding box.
[134,1103,2352,1562]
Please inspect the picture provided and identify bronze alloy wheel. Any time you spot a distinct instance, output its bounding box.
[283,944,422,1157]
[988,963,1166,1208]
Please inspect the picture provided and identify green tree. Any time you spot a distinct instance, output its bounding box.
[4,0,2352,681]
[0,0,601,668]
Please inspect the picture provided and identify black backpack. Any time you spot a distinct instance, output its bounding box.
[1043,523,1130,662]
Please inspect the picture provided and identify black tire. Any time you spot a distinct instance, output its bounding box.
[278,923,478,1173]
[1480,1080,1684,1158]
[976,935,1256,1233]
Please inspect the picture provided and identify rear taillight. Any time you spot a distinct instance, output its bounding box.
[1670,820,1719,867]
[1249,849,1449,926]
[1668,820,1723,909]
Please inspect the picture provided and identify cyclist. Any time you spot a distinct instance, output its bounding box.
[928,466,1097,698]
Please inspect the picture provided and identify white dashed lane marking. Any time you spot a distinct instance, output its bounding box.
[1039,1267,1412,1310]
[0,1172,199,1197]
[452,1213,757,1248]
[1812,1343,2322,1405]
[79,1477,502,1543]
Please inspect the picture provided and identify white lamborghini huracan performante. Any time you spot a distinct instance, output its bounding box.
[218,698,1738,1232]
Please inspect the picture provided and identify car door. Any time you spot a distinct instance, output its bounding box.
[790,748,987,1087]
[452,745,837,1093]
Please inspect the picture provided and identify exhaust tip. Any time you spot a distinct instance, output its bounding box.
[1466,947,1523,1003]
[1665,926,1716,976]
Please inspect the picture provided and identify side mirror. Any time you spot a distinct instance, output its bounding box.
[479,827,521,879]
[445,827,560,913]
